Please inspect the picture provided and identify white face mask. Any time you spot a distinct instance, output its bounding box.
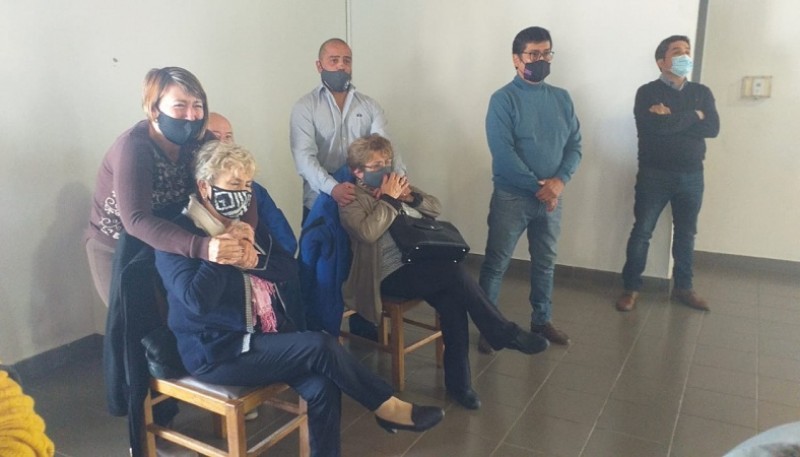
[670,55,693,78]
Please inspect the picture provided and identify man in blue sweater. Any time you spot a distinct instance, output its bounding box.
[616,35,719,312]
[478,26,582,351]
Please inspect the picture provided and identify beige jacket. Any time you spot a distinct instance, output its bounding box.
[339,185,441,323]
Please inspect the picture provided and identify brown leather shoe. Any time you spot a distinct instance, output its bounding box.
[671,289,709,311]
[477,335,495,355]
[531,322,570,345]
[615,291,638,312]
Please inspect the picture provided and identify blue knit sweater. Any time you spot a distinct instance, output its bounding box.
[485,76,582,196]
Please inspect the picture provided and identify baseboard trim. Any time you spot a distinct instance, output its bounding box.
[13,252,794,382]
[463,253,670,291]
[694,251,800,275]
[12,334,103,382]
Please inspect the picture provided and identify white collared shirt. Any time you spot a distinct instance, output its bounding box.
[290,84,406,209]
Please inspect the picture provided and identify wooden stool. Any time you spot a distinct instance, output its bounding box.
[143,377,309,457]
[341,297,444,391]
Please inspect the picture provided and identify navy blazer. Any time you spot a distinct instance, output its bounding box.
[155,213,298,374]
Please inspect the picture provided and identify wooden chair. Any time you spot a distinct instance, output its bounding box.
[341,297,444,391]
[143,377,309,457]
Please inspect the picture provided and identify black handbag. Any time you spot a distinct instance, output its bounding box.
[141,325,188,380]
[389,210,470,263]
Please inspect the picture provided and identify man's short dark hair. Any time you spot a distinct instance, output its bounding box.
[655,35,690,61]
[512,27,552,55]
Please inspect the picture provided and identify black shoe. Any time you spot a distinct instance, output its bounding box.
[477,335,495,355]
[448,388,481,410]
[505,328,549,354]
[375,404,445,434]
[348,314,378,341]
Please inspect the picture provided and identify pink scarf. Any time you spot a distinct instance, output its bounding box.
[250,275,278,333]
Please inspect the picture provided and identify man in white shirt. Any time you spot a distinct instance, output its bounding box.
[290,38,406,222]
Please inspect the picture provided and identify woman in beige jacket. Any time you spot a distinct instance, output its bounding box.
[339,134,549,410]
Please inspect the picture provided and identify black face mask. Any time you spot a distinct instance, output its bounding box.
[210,185,252,219]
[156,111,204,145]
[320,70,351,92]
[523,60,551,83]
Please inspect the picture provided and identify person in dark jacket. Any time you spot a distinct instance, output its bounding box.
[154,140,444,457]
[616,35,720,312]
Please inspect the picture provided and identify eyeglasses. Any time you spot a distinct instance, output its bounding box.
[520,50,555,61]
[363,160,392,172]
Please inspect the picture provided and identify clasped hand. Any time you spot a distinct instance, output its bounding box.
[372,172,411,201]
[208,221,258,269]
[536,178,564,212]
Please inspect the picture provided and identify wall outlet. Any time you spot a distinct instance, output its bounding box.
[742,76,772,99]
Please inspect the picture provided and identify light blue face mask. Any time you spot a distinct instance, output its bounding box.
[670,54,693,78]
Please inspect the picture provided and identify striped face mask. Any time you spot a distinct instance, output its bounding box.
[210,185,252,219]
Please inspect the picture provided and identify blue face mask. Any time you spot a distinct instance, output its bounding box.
[670,55,693,78]
[361,166,391,188]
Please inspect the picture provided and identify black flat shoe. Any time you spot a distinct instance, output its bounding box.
[375,404,444,434]
[505,328,549,354]
[448,387,481,410]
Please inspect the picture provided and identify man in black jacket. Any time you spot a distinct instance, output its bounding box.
[616,35,720,312]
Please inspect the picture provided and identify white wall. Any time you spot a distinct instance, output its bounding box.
[3,1,796,363]
[351,0,698,273]
[697,0,800,261]
[0,0,344,363]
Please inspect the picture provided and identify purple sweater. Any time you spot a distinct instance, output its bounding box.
[86,120,255,259]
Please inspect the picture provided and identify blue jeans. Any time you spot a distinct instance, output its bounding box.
[479,188,562,326]
[622,167,704,291]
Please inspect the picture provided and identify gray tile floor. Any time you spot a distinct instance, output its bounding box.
[23,257,800,456]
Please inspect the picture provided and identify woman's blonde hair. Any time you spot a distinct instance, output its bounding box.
[141,66,209,138]
[346,133,393,170]
[194,140,256,184]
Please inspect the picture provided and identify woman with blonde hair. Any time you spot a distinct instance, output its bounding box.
[155,141,444,457]
[340,134,549,410]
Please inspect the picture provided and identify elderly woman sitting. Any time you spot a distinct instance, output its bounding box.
[154,141,443,457]
[340,134,549,410]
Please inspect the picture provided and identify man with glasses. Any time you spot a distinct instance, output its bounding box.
[615,35,719,312]
[478,26,582,352]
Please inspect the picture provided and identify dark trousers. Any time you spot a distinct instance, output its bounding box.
[381,261,520,393]
[194,331,393,457]
[622,167,704,291]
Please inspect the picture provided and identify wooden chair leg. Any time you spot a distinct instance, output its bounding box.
[225,404,246,457]
[435,312,444,368]
[379,313,390,346]
[298,399,310,457]
[389,304,405,391]
[142,391,157,457]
